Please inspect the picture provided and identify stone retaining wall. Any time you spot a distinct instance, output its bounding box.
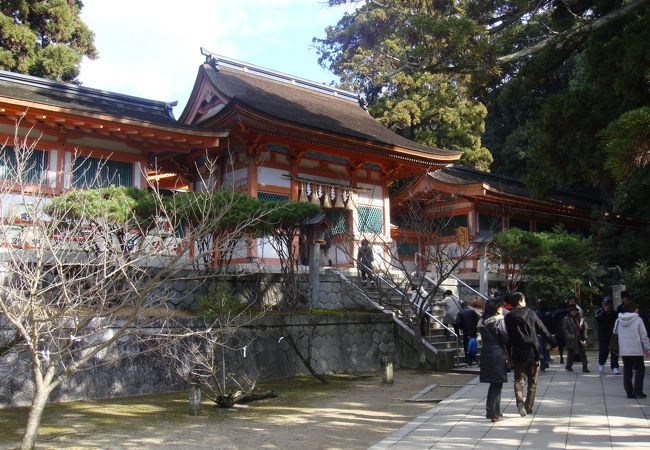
[0,312,394,407]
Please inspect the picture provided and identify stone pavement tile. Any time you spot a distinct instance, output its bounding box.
[369,361,650,450]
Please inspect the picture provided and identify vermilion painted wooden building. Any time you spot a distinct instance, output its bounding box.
[176,52,462,267]
[391,164,605,284]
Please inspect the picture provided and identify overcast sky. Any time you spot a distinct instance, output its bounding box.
[79,0,355,117]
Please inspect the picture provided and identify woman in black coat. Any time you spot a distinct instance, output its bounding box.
[479,299,510,422]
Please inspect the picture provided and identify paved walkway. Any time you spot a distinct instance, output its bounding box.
[370,360,650,449]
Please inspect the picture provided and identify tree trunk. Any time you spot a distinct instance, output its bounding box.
[285,334,328,384]
[414,318,427,368]
[21,387,49,450]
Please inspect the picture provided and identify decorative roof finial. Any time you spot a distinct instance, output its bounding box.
[200,47,219,71]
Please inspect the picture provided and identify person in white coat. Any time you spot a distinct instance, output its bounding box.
[435,290,461,337]
[617,301,650,399]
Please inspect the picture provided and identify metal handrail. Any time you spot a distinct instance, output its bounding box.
[450,273,489,301]
[422,273,489,303]
[355,263,461,367]
[365,265,407,301]
[383,270,460,366]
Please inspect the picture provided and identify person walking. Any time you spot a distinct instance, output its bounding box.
[356,239,374,285]
[536,299,553,371]
[456,299,483,366]
[563,305,589,372]
[411,285,431,336]
[617,301,650,399]
[551,301,570,365]
[435,290,462,337]
[505,292,556,417]
[479,299,509,422]
[595,297,620,374]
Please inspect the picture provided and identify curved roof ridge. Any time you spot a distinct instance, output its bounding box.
[201,48,358,103]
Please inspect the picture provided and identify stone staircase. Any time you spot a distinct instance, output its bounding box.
[339,271,468,369]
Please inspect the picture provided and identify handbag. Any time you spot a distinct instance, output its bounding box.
[608,319,619,355]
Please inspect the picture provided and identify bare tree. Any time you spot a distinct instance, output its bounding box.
[264,203,328,384]
[0,131,275,449]
[156,284,276,407]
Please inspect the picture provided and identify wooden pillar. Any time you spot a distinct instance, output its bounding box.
[288,148,304,201]
[56,134,67,193]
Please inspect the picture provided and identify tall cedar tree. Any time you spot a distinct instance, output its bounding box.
[0,0,97,81]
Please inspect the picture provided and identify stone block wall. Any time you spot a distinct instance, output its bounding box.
[0,312,394,407]
[244,313,395,380]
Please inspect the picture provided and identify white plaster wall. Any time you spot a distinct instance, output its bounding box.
[47,149,57,188]
[222,168,247,189]
[66,137,140,154]
[63,152,73,188]
[133,161,142,188]
[255,236,281,260]
[0,193,50,218]
[232,238,249,259]
[356,182,383,207]
[258,167,290,188]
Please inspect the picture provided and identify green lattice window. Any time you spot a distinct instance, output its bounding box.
[257,192,289,202]
[324,208,348,235]
[358,206,383,234]
[73,157,133,188]
[397,242,418,256]
[0,147,48,183]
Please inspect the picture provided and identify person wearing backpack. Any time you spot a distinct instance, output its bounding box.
[505,292,556,417]
[456,299,483,366]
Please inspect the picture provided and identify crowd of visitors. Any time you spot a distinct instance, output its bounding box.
[455,289,647,422]
[353,243,648,417]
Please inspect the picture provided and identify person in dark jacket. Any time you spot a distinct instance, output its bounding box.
[505,292,556,417]
[563,305,589,372]
[356,239,374,285]
[551,301,570,364]
[595,297,620,374]
[456,299,483,366]
[479,299,509,422]
[536,299,553,371]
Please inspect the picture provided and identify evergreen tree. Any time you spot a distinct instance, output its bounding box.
[0,0,97,82]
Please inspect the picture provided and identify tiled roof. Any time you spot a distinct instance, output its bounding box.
[0,70,183,127]
[429,165,603,210]
[201,57,459,158]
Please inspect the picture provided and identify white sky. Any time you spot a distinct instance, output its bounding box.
[78,0,355,117]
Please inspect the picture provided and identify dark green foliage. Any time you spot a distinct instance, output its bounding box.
[491,227,594,299]
[169,190,266,231]
[264,201,321,232]
[625,261,650,309]
[0,0,97,81]
[317,0,648,173]
[45,186,154,224]
[524,230,594,304]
